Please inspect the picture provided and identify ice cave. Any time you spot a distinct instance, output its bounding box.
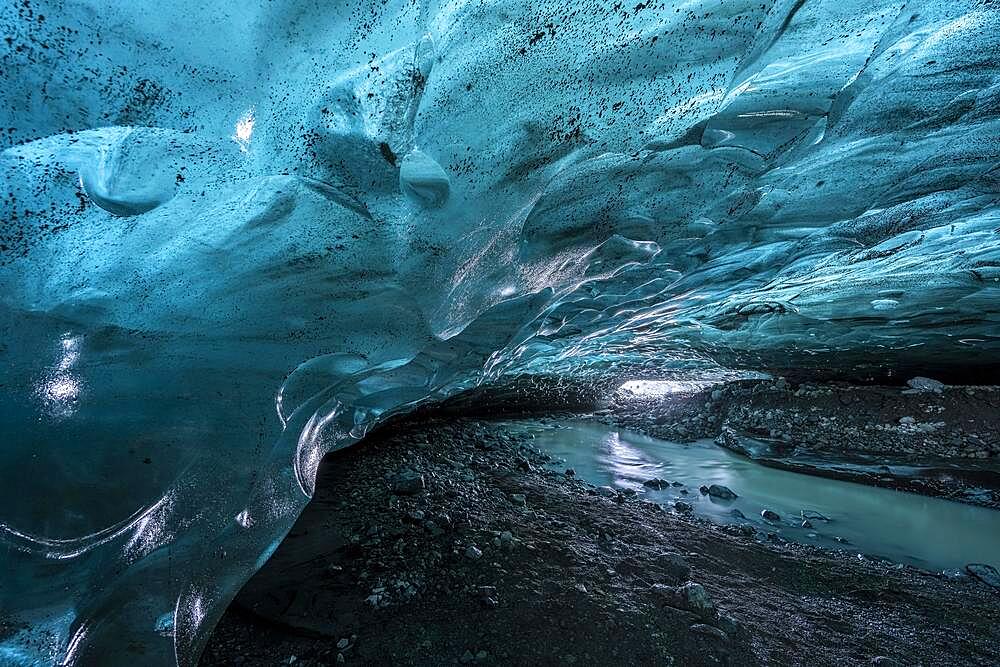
[1,0,999,665]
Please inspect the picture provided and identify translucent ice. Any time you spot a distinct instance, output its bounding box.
[1,0,999,664]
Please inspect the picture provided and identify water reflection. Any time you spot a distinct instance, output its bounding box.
[517,420,1000,572]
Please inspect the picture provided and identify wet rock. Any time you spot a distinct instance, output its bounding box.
[730,508,746,520]
[391,469,425,495]
[596,486,617,497]
[677,581,715,617]
[965,563,1000,589]
[905,377,945,393]
[871,657,903,666]
[689,623,728,642]
[656,552,691,580]
[674,501,693,513]
[643,478,670,490]
[707,484,738,500]
[801,510,830,522]
[465,545,483,560]
[509,493,526,507]
[565,468,576,476]
[761,509,780,522]
[699,485,709,495]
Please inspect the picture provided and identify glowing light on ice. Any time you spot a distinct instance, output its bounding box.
[616,380,714,396]
[232,107,255,152]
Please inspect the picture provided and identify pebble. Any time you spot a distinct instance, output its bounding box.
[465,545,483,560]
[510,493,526,507]
[689,623,728,642]
[337,638,350,650]
[597,486,617,497]
[674,501,693,513]
[761,509,780,522]
[391,469,425,495]
[707,484,738,500]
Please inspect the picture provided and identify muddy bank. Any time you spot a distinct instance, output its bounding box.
[600,379,1000,508]
[201,416,1000,666]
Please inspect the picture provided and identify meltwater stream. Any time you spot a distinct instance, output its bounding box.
[512,420,1000,573]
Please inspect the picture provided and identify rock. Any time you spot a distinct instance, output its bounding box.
[337,654,345,664]
[801,520,813,529]
[730,508,746,520]
[711,389,723,402]
[565,468,576,476]
[689,624,728,642]
[656,552,691,580]
[707,484,738,500]
[674,501,693,513]
[465,545,483,560]
[677,581,715,617]
[643,478,670,490]
[801,510,830,522]
[390,469,425,495]
[336,638,350,650]
[716,614,740,635]
[761,509,780,522]
[965,563,1000,589]
[899,416,916,425]
[905,376,945,393]
[699,485,709,495]
[509,493,526,507]
[476,651,488,662]
[596,486,617,497]
[871,657,902,666]
[460,650,475,664]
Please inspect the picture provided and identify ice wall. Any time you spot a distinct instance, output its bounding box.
[1,0,999,664]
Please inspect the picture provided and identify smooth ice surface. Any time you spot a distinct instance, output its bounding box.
[515,419,1000,572]
[1,0,999,664]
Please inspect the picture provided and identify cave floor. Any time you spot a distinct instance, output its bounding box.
[201,382,1000,666]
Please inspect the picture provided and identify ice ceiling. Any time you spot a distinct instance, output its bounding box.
[1,0,999,663]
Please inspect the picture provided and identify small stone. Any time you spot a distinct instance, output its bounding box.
[899,416,916,425]
[391,469,425,495]
[509,493,526,507]
[460,650,475,664]
[699,485,709,495]
[761,509,780,522]
[337,638,350,650]
[337,654,345,664]
[465,545,483,560]
[730,508,746,520]
[597,486,617,497]
[801,519,813,529]
[905,376,945,393]
[674,500,693,513]
[871,657,902,666]
[565,468,576,476]
[707,484,738,500]
[689,623,728,642]
[476,651,488,661]
[643,478,670,490]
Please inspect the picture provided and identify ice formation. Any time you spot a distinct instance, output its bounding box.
[1,0,998,664]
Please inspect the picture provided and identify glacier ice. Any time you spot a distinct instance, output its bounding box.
[1,0,999,663]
